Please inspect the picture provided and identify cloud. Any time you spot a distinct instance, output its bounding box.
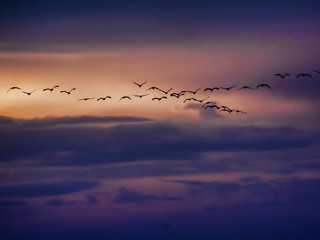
[169,178,320,207]
[0,118,319,168]
[0,115,151,128]
[85,195,99,205]
[112,187,184,205]
[46,197,81,207]
[0,180,100,198]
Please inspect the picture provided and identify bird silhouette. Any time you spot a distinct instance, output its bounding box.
[183,97,197,103]
[220,108,232,113]
[152,96,167,101]
[7,87,21,92]
[202,101,216,107]
[22,89,36,95]
[296,73,312,78]
[314,70,320,74]
[256,84,271,89]
[159,88,173,95]
[205,104,220,110]
[204,87,219,92]
[147,86,161,91]
[133,81,147,88]
[221,106,232,111]
[235,110,247,114]
[220,85,237,91]
[238,86,254,90]
[195,96,209,103]
[187,88,201,95]
[133,94,149,98]
[170,92,185,98]
[275,73,290,79]
[43,85,59,92]
[119,96,132,102]
[97,96,112,101]
[78,97,95,101]
[60,88,76,95]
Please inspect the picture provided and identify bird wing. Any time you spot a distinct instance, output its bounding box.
[314,70,320,74]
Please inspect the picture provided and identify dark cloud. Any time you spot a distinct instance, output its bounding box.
[0,180,100,198]
[0,115,151,129]
[46,197,80,207]
[85,195,99,205]
[112,187,184,205]
[170,177,320,207]
[0,119,319,167]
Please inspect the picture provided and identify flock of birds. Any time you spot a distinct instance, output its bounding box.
[5,70,319,115]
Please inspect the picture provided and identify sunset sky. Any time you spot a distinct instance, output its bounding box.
[1,1,320,239]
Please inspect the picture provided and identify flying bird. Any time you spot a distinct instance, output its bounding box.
[202,101,216,107]
[43,85,59,92]
[235,110,247,114]
[296,73,312,78]
[238,86,254,90]
[220,85,237,91]
[221,106,232,111]
[159,88,173,95]
[133,81,147,88]
[152,96,167,101]
[275,73,290,79]
[183,97,197,103]
[204,87,219,92]
[195,96,209,103]
[256,84,271,89]
[170,92,185,98]
[147,86,161,91]
[78,97,95,101]
[133,94,149,98]
[119,96,132,102]
[7,87,21,92]
[220,108,232,113]
[97,96,112,101]
[205,104,220,110]
[187,88,201,95]
[22,89,36,95]
[314,70,320,74]
[60,88,76,95]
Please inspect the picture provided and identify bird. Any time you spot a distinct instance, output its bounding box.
[60,88,76,95]
[183,97,197,103]
[220,85,237,91]
[275,73,290,79]
[170,92,185,98]
[147,86,161,91]
[133,81,147,88]
[119,96,132,102]
[78,97,95,101]
[159,88,173,95]
[97,96,112,101]
[220,108,232,113]
[152,96,167,101]
[205,104,220,110]
[133,94,149,98]
[235,110,247,114]
[43,85,59,92]
[256,84,271,89]
[296,73,312,78]
[7,87,21,92]
[22,89,36,95]
[195,96,209,103]
[220,106,232,111]
[204,87,219,92]
[314,70,320,74]
[238,86,254,90]
[187,88,201,95]
[202,101,216,107]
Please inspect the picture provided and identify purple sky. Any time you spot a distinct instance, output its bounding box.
[1,1,320,239]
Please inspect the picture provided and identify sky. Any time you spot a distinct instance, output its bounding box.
[1,0,320,239]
